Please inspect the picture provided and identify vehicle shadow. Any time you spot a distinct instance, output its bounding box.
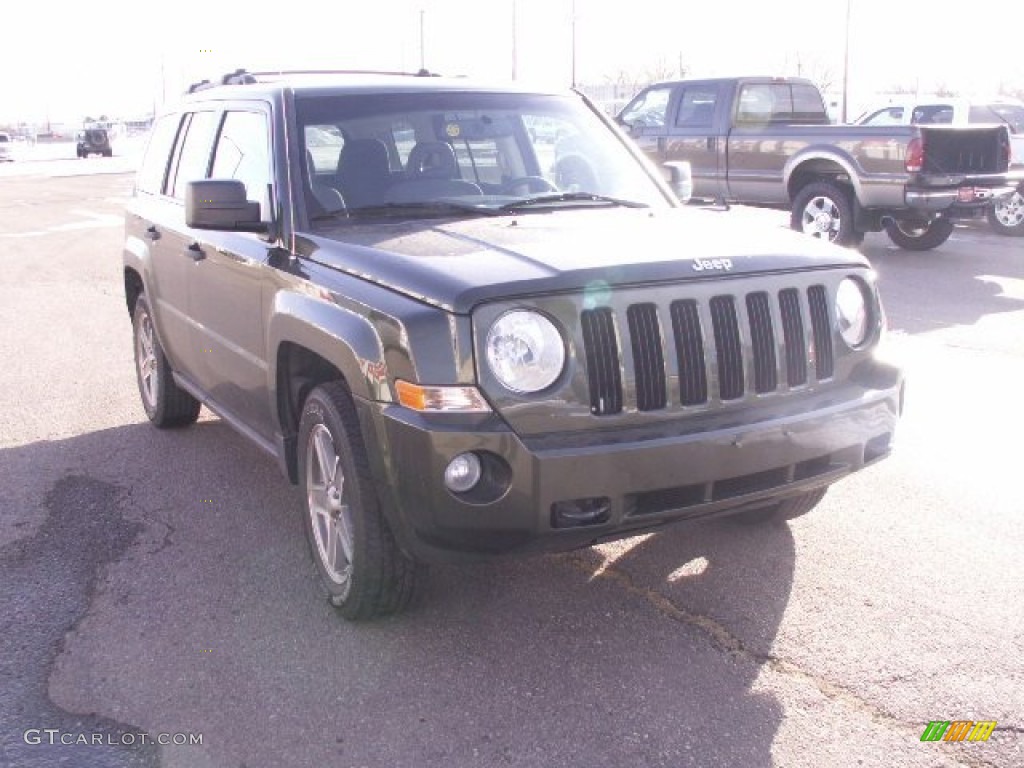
[5,420,795,768]
[862,226,1024,335]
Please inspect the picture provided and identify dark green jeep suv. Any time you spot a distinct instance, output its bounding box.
[123,69,904,618]
[77,127,112,157]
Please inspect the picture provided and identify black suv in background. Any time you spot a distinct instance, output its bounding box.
[77,128,112,157]
[123,69,904,618]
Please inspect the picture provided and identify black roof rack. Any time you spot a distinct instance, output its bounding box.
[185,67,439,94]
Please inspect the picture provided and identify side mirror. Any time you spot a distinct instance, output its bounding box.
[186,180,265,232]
[663,161,693,204]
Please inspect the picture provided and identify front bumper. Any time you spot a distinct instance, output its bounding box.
[358,359,904,564]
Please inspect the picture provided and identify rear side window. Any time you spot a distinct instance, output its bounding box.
[136,115,182,195]
[737,83,827,123]
[911,104,953,124]
[211,110,272,219]
[169,111,220,200]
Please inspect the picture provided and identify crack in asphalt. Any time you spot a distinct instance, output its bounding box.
[554,550,1012,768]
[0,474,161,767]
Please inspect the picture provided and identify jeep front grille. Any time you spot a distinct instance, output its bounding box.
[580,284,835,416]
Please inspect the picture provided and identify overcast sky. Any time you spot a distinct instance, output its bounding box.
[3,0,1022,124]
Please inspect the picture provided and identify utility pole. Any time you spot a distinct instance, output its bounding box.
[841,0,851,123]
[419,10,426,72]
[511,0,518,80]
[571,0,577,88]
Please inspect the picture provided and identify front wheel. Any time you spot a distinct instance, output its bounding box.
[987,189,1024,236]
[298,382,419,620]
[730,488,828,525]
[885,218,954,251]
[790,182,863,247]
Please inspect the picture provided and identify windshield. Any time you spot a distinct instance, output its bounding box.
[296,90,671,222]
[976,104,1024,133]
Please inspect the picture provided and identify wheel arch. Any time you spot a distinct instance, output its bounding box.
[269,294,391,484]
[785,151,861,203]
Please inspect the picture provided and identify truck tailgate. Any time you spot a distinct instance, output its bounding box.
[920,125,1010,176]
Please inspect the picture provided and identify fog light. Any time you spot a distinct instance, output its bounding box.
[444,453,482,493]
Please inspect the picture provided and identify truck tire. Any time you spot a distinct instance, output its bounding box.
[132,294,202,428]
[730,488,828,525]
[298,382,418,620]
[884,218,954,251]
[790,182,863,247]
[987,188,1024,236]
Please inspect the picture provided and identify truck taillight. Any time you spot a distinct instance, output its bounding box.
[905,137,924,173]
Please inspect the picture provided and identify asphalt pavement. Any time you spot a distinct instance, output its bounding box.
[0,170,1021,768]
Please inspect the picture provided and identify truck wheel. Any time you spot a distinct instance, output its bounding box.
[884,218,954,250]
[298,382,418,620]
[987,189,1024,236]
[791,182,862,247]
[730,488,828,525]
[132,294,201,428]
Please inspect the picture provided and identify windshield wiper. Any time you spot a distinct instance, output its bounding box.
[312,200,502,222]
[498,192,648,212]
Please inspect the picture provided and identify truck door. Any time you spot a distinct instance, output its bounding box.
[617,84,675,166]
[661,83,725,200]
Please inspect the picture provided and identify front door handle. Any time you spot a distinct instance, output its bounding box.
[145,225,160,241]
[186,243,206,262]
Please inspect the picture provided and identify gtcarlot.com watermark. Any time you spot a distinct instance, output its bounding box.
[23,729,203,747]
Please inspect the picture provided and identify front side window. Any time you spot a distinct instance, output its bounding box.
[861,107,905,126]
[211,110,272,219]
[619,86,673,128]
[170,111,219,200]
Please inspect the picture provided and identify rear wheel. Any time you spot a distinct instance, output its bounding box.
[790,182,863,247]
[730,488,828,525]
[298,382,418,619]
[885,217,954,250]
[132,294,201,428]
[987,189,1024,236]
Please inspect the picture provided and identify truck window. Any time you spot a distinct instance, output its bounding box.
[619,85,673,128]
[737,83,826,124]
[861,107,905,126]
[675,89,718,127]
[911,105,954,124]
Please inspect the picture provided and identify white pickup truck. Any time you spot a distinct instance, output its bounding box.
[857,98,1024,236]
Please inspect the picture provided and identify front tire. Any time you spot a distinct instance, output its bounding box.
[885,217,954,250]
[790,182,863,247]
[987,189,1024,236]
[730,488,828,525]
[132,294,201,428]
[298,382,418,620]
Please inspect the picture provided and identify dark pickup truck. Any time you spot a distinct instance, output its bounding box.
[124,69,904,618]
[618,77,1020,250]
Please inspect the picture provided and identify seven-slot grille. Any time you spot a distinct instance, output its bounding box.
[581,285,835,416]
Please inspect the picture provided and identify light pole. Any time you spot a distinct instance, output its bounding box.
[571,0,577,88]
[419,10,426,72]
[511,0,518,80]
[841,0,851,123]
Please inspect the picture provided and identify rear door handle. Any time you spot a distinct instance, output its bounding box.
[145,225,160,241]
[186,242,206,262]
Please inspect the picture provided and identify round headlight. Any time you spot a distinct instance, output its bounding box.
[836,278,871,348]
[485,310,566,393]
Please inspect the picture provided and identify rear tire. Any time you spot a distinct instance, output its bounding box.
[730,488,828,525]
[790,182,863,247]
[132,294,201,428]
[298,382,419,620]
[987,189,1024,236]
[885,217,954,250]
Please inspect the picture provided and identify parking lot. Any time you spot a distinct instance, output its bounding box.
[1,167,1021,767]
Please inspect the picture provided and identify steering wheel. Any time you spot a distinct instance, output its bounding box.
[553,154,599,193]
[504,176,559,195]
